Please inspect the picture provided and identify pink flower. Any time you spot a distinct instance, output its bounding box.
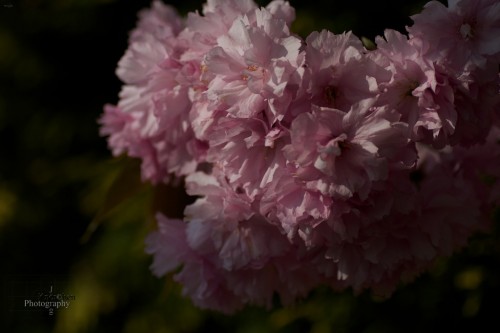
[312,159,484,295]
[100,1,203,183]
[373,30,457,148]
[447,66,499,146]
[101,0,500,313]
[408,0,500,70]
[205,116,289,199]
[178,0,259,62]
[203,7,303,121]
[99,105,134,157]
[412,144,485,255]
[434,126,500,212]
[259,172,333,240]
[284,99,415,199]
[300,30,379,112]
[265,0,295,26]
[145,215,191,277]
[129,0,183,43]
[146,171,321,312]
[146,213,246,313]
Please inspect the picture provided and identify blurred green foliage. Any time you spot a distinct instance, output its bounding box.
[1,0,499,332]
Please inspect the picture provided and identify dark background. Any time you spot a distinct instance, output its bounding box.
[1,0,500,332]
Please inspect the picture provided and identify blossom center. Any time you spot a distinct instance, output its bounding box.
[241,64,265,82]
[404,81,420,98]
[460,23,474,40]
[323,85,337,106]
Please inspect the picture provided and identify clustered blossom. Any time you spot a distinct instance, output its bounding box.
[100,0,500,313]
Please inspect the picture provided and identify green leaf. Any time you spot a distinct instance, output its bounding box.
[81,157,145,243]
[361,36,377,50]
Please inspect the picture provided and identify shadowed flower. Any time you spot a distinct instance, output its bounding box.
[284,99,415,199]
[408,0,500,70]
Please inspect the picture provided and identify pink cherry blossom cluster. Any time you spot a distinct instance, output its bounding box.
[100,0,500,312]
